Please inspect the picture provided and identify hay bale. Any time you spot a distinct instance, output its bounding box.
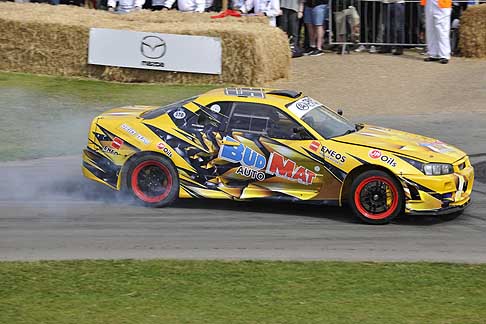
[0,2,290,85]
[459,4,486,58]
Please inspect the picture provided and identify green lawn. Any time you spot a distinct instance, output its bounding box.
[1,260,485,324]
[0,72,217,161]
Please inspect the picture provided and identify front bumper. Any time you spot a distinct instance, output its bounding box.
[407,197,470,216]
[401,156,474,215]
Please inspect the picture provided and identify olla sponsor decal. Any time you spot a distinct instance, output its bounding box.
[368,149,397,167]
[219,136,316,185]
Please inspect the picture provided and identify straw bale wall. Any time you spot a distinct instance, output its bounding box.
[0,2,290,85]
[459,4,486,58]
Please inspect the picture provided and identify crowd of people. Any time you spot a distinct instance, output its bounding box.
[8,0,485,63]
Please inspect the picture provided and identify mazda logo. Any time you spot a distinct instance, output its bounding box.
[141,36,166,59]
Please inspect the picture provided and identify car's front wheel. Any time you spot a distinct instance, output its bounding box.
[125,154,179,207]
[349,170,404,224]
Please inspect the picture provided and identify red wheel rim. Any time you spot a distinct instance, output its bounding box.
[354,176,399,220]
[131,160,173,203]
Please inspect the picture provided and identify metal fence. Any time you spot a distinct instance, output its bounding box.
[327,0,483,51]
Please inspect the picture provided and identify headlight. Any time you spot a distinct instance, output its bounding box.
[423,163,453,176]
[401,157,453,176]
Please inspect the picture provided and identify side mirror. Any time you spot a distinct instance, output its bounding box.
[293,126,305,133]
[292,126,312,140]
[337,109,343,116]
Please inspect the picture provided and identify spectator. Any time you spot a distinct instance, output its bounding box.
[380,0,405,55]
[239,0,281,27]
[355,0,381,53]
[108,0,145,11]
[162,0,213,12]
[151,0,167,10]
[303,0,328,56]
[278,0,304,46]
[421,0,451,64]
[333,4,360,53]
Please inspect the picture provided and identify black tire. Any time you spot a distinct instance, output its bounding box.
[125,154,179,207]
[349,170,404,225]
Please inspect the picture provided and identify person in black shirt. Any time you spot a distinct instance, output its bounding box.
[303,0,329,56]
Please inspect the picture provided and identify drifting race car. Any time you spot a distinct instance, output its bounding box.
[82,87,474,224]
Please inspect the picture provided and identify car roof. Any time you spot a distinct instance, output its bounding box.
[195,87,304,109]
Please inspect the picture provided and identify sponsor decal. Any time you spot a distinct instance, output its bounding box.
[236,166,266,181]
[103,146,120,155]
[321,145,347,164]
[119,124,151,145]
[287,97,322,118]
[369,149,382,159]
[266,152,316,185]
[419,141,453,153]
[368,149,397,167]
[157,142,173,157]
[309,140,321,152]
[219,136,266,169]
[219,136,316,185]
[224,87,265,98]
[210,104,221,113]
[111,137,124,149]
[173,111,186,120]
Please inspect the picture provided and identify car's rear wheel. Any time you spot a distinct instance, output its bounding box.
[349,170,404,224]
[126,154,178,207]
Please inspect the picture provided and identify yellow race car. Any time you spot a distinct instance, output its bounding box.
[82,88,474,224]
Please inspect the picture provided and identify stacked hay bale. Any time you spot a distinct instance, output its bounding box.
[0,2,290,85]
[459,4,486,58]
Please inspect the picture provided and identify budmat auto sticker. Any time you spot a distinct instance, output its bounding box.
[219,136,316,185]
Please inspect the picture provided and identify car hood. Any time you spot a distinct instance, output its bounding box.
[333,124,466,163]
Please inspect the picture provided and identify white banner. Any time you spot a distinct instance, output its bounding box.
[88,28,222,75]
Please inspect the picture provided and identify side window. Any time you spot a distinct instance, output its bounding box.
[206,102,233,117]
[227,103,312,140]
[185,101,232,130]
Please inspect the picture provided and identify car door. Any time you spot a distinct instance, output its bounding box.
[217,102,324,200]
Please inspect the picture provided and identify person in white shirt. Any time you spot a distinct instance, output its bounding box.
[422,0,452,64]
[158,0,213,12]
[238,0,281,27]
[108,0,145,12]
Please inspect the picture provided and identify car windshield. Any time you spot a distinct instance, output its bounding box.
[141,96,199,120]
[286,97,356,139]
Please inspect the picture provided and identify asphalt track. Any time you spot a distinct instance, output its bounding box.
[1,113,485,263]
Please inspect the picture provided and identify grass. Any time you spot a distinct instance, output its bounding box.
[0,72,218,161]
[1,260,486,324]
